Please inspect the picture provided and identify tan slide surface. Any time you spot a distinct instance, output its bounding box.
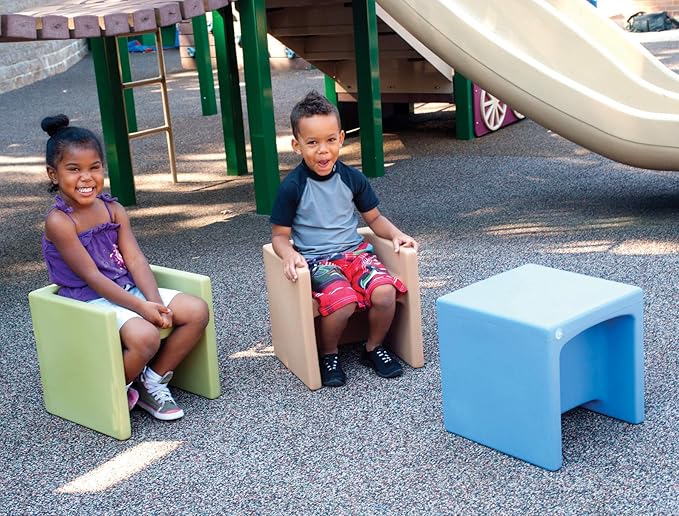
[377,0,679,170]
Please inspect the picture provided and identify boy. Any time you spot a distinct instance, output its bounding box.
[270,90,418,387]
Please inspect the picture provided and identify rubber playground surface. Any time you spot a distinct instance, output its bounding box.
[0,43,677,514]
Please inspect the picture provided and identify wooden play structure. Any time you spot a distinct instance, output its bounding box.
[4,0,679,215]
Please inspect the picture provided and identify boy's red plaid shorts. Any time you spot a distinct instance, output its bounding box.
[308,241,407,316]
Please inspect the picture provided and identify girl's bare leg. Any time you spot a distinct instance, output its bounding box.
[149,293,209,375]
[120,318,162,383]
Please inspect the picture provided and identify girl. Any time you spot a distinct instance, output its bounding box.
[40,114,209,421]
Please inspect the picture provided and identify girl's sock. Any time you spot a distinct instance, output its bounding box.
[143,366,163,384]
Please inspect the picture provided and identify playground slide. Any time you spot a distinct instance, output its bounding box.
[376,0,679,170]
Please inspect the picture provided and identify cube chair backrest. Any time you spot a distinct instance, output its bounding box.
[148,265,221,400]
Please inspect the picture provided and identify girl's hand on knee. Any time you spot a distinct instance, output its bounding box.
[139,301,173,328]
[159,310,173,329]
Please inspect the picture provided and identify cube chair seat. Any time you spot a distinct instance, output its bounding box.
[28,265,221,440]
[263,227,424,390]
[436,264,644,471]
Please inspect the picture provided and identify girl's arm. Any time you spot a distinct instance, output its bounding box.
[45,208,170,328]
[361,207,419,252]
[111,202,161,302]
[111,203,172,327]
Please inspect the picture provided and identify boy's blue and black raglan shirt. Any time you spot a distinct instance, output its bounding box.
[270,160,379,260]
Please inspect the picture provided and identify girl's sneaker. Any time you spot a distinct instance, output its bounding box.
[127,386,139,411]
[136,369,184,420]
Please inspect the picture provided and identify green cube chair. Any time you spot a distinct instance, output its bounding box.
[28,265,221,440]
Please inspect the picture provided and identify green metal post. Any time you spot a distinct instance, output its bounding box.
[238,0,280,215]
[192,14,218,116]
[324,75,338,107]
[160,25,177,47]
[454,71,475,140]
[138,33,156,46]
[213,6,248,176]
[90,37,136,206]
[117,37,138,133]
[352,0,384,178]
[138,26,176,47]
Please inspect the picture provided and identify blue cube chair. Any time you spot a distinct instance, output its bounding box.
[28,265,221,440]
[437,264,644,471]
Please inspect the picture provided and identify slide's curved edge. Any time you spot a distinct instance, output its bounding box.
[377,0,679,171]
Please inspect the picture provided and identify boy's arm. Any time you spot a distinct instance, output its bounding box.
[361,207,419,253]
[272,224,308,282]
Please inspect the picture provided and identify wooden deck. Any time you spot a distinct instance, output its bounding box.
[0,0,232,41]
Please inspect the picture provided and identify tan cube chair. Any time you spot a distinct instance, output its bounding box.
[263,227,424,390]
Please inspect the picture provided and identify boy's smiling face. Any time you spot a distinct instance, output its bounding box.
[291,114,345,176]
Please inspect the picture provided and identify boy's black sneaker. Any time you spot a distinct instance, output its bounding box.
[319,353,346,387]
[361,345,403,378]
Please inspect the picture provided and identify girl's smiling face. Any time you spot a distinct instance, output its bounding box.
[291,114,345,176]
[47,144,104,207]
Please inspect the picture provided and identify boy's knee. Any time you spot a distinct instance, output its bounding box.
[332,301,357,320]
[370,284,396,310]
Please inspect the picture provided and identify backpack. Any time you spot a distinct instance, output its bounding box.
[625,11,679,32]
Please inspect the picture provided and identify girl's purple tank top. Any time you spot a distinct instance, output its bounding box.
[41,193,135,302]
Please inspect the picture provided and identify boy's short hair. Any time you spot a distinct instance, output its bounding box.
[290,90,341,138]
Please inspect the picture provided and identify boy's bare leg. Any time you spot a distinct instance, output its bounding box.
[318,302,357,355]
[366,285,397,351]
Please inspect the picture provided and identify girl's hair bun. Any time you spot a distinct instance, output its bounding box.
[41,114,70,137]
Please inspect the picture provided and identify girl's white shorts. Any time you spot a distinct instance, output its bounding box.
[86,286,180,330]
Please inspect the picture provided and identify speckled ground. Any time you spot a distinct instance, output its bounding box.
[0,39,677,515]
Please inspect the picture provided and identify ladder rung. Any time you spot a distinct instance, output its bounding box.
[123,76,163,89]
[128,125,170,139]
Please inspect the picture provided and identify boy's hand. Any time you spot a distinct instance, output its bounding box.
[361,209,418,254]
[393,233,419,253]
[283,251,308,282]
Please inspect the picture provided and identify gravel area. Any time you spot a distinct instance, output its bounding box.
[0,43,677,515]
